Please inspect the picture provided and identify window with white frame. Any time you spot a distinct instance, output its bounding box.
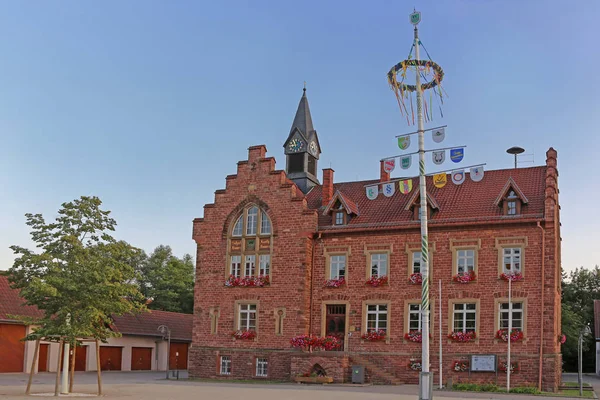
[256,358,268,377]
[238,304,257,331]
[408,303,430,332]
[244,255,255,277]
[453,303,476,333]
[230,255,242,278]
[499,302,523,330]
[411,251,421,274]
[370,253,388,278]
[366,304,388,332]
[220,356,231,375]
[260,212,271,235]
[259,255,270,276]
[329,255,346,279]
[456,249,475,273]
[507,191,518,215]
[232,217,243,236]
[229,205,272,279]
[502,248,522,273]
[335,212,344,225]
[246,206,258,235]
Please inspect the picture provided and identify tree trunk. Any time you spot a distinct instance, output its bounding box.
[96,339,102,396]
[26,339,40,395]
[69,343,76,393]
[55,340,64,397]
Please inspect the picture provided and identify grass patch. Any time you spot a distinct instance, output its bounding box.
[562,382,592,387]
[453,383,499,392]
[555,389,595,398]
[510,386,541,394]
[453,383,595,398]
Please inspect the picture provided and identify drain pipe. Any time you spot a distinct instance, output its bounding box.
[537,221,546,391]
[309,233,321,336]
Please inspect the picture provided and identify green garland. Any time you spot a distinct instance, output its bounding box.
[387,59,444,92]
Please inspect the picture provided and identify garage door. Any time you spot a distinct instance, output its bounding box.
[99,346,122,371]
[131,347,152,371]
[0,324,26,373]
[38,343,49,372]
[169,343,188,370]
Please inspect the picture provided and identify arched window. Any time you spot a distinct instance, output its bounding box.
[228,205,272,281]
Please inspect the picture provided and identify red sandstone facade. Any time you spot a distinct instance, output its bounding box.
[190,94,562,391]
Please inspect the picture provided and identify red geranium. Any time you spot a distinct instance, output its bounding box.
[231,330,256,340]
[496,329,524,342]
[366,275,388,287]
[447,331,477,342]
[324,277,346,288]
[362,330,386,341]
[500,272,523,282]
[409,273,423,284]
[452,271,476,283]
[404,330,423,343]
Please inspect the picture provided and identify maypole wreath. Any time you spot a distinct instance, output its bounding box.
[387,43,447,125]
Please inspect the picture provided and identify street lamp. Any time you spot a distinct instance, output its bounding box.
[157,325,171,380]
[578,323,592,396]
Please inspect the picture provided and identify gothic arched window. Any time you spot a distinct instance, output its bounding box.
[228,205,272,281]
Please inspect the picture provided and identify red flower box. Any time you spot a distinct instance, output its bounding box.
[366,275,388,287]
[362,329,387,341]
[225,275,270,287]
[231,330,256,340]
[452,271,476,284]
[496,329,524,342]
[290,334,342,351]
[500,272,523,282]
[447,331,476,342]
[409,273,423,284]
[404,330,423,343]
[324,277,345,288]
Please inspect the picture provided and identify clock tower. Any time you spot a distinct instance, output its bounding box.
[283,87,321,193]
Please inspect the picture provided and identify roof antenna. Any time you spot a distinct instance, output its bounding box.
[303,81,306,93]
[506,146,525,169]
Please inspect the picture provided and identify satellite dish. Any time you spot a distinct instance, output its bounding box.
[506,146,525,168]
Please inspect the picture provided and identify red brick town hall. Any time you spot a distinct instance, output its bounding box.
[190,89,562,391]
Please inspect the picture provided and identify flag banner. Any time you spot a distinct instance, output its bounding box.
[383,159,395,173]
[450,148,464,163]
[399,179,413,194]
[451,170,465,185]
[432,127,445,143]
[432,150,445,165]
[366,185,379,200]
[400,155,412,169]
[383,182,395,197]
[470,166,484,182]
[397,135,411,150]
[433,173,447,188]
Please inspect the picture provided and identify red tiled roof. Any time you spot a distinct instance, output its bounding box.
[111,310,193,342]
[0,275,44,322]
[306,166,547,230]
[323,190,359,216]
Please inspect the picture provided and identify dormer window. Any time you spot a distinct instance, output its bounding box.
[406,192,439,221]
[323,190,358,227]
[495,179,528,216]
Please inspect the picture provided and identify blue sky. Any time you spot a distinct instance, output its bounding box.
[0,1,598,272]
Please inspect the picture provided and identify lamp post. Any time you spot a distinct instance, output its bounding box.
[579,323,591,396]
[158,325,171,380]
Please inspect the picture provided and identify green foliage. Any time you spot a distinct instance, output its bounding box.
[452,383,498,392]
[8,196,146,342]
[509,386,540,394]
[561,266,600,372]
[138,245,195,314]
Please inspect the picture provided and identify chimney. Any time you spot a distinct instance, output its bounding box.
[544,147,558,223]
[380,160,390,182]
[322,168,334,207]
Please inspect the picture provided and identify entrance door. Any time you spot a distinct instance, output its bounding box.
[325,304,346,351]
[131,347,152,371]
[0,324,26,372]
[169,343,188,370]
[74,345,87,371]
[99,346,122,371]
[38,344,49,372]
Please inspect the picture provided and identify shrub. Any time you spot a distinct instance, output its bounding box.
[510,387,540,394]
[453,383,499,392]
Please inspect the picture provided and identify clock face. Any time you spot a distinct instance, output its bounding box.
[288,138,303,153]
[309,141,318,156]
